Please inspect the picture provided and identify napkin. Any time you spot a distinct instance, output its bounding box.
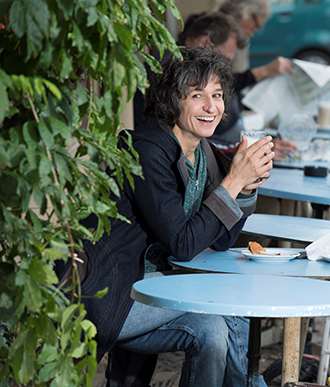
[306,231,330,260]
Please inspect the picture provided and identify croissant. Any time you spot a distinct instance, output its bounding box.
[248,241,266,255]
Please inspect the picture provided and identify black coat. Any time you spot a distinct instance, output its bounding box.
[75,116,256,354]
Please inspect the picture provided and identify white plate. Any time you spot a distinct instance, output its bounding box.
[241,248,301,263]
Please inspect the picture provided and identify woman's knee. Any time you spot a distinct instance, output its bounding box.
[184,314,229,355]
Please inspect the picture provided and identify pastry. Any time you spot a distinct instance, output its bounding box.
[248,241,266,255]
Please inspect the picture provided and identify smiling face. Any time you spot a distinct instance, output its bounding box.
[172,76,225,152]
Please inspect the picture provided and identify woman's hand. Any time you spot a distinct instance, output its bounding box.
[221,135,275,198]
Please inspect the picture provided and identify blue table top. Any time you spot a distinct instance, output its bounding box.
[131,273,330,318]
[258,168,330,205]
[274,159,330,170]
[168,248,330,278]
[242,213,330,242]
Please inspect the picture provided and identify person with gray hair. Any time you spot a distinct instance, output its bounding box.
[219,0,293,82]
[217,0,271,37]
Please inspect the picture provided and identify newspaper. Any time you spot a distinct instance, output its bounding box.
[242,59,330,126]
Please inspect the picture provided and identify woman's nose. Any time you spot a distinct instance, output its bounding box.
[203,96,215,112]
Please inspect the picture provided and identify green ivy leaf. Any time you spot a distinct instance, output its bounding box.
[0,292,14,309]
[23,275,43,312]
[38,343,58,364]
[49,116,71,143]
[27,209,43,234]
[55,354,77,386]
[61,304,79,330]
[38,361,57,382]
[9,0,26,38]
[70,342,86,358]
[56,0,74,19]
[18,349,35,384]
[26,13,44,59]
[72,21,84,51]
[34,77,46,100]
[43,79,62,100]
[42,248,68,261]
[39,154,53,178]
[76,82,89,106]
[54,153,72,185]
[113,22,133,51]
[86,7,98,27]
[0,80,9,123]
[80,320,97,340]
[15,269,27,286]
[22,121,38,148]
[28,258,57,285]
[9,330,28,358]
[33,186,48,214]
[94,287,108,299]
[26,0,50,36]
[38,117,55,149]
[60,53,73,79]
[42,264,59,285]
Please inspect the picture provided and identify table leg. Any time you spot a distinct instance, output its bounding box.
[282,317,301,385]
[317,316,330,385]
[299,317,310,368]
[247,317,262,387]
[311,203,329,219]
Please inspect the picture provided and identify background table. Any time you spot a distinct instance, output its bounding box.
[241,213,330,243]
[132,273,330,386]
[274,159,330,170]
[258,168,330,205]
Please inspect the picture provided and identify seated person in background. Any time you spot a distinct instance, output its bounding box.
[179,10,297,161]
[75,46,274,386]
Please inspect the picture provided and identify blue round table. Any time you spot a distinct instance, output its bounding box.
[131,273,330,387]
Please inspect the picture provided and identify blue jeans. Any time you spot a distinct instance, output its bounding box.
[116,276,267,387]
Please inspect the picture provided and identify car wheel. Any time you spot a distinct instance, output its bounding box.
[295,49,330,65]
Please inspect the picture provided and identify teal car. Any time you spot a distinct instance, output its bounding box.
[249,0,330,67]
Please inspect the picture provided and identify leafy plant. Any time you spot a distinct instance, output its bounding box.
[0,0,182,385]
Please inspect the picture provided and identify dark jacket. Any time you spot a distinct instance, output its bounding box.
[67,116,256,355]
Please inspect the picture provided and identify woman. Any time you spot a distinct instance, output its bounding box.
[78,46,274,386]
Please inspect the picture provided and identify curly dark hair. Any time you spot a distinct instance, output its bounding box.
[143,45,234,126]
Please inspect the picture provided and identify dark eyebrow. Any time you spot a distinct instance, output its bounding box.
[192,86,223,92]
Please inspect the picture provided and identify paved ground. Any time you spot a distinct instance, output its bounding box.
[93,317,326,387]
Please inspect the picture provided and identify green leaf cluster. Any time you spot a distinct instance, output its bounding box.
[0,0,182,385]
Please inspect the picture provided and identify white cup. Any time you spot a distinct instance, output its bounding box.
[240,130,266,147]
[317,101,330,128]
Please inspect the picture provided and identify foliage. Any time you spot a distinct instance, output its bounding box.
[0,0,182,385]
